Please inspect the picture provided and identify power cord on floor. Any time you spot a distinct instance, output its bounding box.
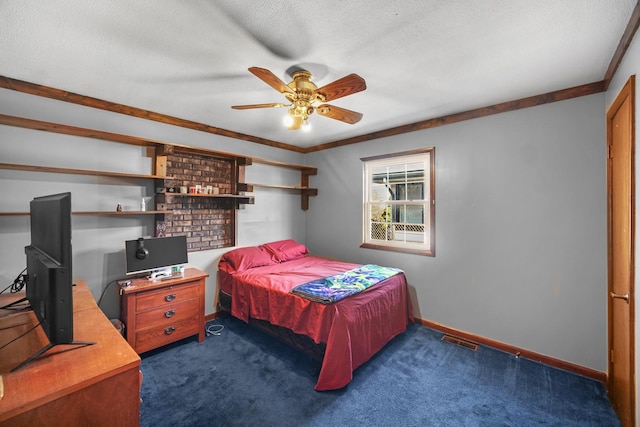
[206,324,224,336]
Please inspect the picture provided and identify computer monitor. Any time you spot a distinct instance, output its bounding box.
[124,235,188,279]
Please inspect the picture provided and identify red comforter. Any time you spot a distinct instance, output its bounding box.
[219,255,413,390]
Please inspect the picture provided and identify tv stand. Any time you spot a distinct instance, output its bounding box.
[0,280,141,426]
[11,339,95,372]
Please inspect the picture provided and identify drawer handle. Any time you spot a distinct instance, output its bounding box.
[164,294,176,302]
[164,309,176,318]
[164,326,176,335]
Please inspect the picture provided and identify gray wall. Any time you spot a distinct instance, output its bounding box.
[0,88,308,320]
[306,93,608,372]
[3,29,638,382]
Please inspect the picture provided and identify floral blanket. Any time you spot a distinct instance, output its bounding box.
[290,264,403,304]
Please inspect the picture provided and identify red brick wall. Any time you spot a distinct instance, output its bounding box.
[156,152,235,251]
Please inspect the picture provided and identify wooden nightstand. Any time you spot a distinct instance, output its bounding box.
[120,267,209,354]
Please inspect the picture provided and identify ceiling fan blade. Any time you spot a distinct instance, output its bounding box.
[231,103,289,110]
[316,104,363,124]
[248,67,295,94]
[316,74,366,102]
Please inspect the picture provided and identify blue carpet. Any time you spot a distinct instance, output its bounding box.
[140,316,620,426]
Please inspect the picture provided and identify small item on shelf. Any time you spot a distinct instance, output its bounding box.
[155,220,167,237]
[211,187,220,195]
[116,203,123,212]
[141,197,153,211]
[180,186,188,194]
[205,185,213,194]
[189,186,196,194]
[196,185,203,194]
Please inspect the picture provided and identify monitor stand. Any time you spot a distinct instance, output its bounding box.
[147,266,173,280]
[11,340,96,372]
[147,265,185,281]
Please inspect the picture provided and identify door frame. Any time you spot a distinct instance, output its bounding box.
[607,74,636,426]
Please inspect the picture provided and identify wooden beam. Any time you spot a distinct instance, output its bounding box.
[0,70,615,155]
[0,75,305,153]
[603,1,640,89]
[0,114,249,165]
[304,81,606,153]
[0,113,167,148]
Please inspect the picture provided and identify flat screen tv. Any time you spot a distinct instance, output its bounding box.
[125,235,188,280]
[14,192,93,371]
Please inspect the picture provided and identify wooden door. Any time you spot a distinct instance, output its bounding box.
[607,75,636,427]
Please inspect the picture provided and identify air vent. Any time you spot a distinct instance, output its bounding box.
[441,335,478,351]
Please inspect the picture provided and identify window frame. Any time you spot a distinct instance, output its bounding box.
[361,147,435,256]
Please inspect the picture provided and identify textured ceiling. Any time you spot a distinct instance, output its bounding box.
[0,1,637,149]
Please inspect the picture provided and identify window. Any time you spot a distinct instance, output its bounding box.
[361,148,435,256]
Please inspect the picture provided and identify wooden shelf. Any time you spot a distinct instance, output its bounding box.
[74,210,169,216]
[247,182,318,193]
[0,210,169,216]
[251,157,317,175]
[158,193,255,208]
[242,182,317,210]
[161,192,251,199]
[0,115,317,211]
[0,162,166,179]
[247,158,317,210]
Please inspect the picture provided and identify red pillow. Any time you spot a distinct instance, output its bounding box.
[219,245,276,274]
[261,239,309,263]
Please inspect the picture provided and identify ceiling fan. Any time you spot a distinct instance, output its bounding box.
[231,67,367,130]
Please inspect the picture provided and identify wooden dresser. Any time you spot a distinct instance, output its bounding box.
[120,268,208,354]
[0,281,141,426]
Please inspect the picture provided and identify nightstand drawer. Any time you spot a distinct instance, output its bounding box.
[136,297,199,327]
[134,317,200,353]
[135,283,200,312]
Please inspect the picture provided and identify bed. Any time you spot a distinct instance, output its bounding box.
[217,239,413,391]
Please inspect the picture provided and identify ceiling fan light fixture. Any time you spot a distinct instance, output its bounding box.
[302,119,311,132]
[233,66,366,130]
